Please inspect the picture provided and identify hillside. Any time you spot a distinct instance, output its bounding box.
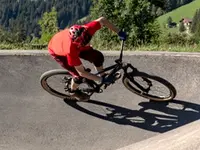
[0,0,91,37]
[157,0,200,26]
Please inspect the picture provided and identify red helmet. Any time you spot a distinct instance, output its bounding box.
[69,25,91,46]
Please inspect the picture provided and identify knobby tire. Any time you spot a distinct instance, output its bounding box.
[122,72,176,101]
[40,69,76,100]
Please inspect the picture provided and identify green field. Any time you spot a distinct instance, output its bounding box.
[157,0,200,28]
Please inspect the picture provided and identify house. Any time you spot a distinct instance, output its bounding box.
[179,18,192,28]
[168,22,177,28]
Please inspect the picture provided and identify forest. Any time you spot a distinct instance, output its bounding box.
[0,0,91,37]
[166,0,194,11]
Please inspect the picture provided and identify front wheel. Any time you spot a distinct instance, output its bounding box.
[122,72,176,101]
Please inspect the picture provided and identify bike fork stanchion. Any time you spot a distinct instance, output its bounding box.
[119,40,125,62]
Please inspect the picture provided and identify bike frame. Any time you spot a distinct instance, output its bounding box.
[87,40,138,93]
[95,40,124,76]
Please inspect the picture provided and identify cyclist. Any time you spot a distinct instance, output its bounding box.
[48,17,127,101]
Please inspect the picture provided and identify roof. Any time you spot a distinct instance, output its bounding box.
[180,18,192,23]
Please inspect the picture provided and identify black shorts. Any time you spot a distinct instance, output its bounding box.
[49,48,104,78]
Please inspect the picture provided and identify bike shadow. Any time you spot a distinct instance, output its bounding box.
[64,99,200,133]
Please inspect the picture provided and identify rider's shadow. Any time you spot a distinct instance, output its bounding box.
[64,99,200,133]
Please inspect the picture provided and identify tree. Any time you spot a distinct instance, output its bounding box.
[38,7,59,44]
[190,8,200,41]
[194,23,200,40]
[149,0,165,8]
[156,7,164,16]
[191,9,200,33]
[165,0,194,12]
[167,16,173,25]
[90,0,162,46]
[179,22,186,32]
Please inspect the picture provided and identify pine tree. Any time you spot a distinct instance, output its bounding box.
[167,16,173,25]
[179,22,186,32]
[191,9,200,33]
[194,11,200,38]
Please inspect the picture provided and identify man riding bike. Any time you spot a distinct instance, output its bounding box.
[48,17,127,101]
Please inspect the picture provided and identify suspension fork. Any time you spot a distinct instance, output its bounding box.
[122,63,152,93]
[125,64,152,86]
[122,63,138,76]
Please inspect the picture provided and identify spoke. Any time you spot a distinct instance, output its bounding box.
[47,74,72,95]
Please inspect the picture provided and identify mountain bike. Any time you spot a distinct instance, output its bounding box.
[40,40,176,102]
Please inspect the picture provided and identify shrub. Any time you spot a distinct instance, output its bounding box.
[161,33,196,46]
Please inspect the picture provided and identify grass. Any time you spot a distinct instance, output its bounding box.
[0,43,47,50]
[131,44,200,52]
[157,0,200,34]
[91,42,200,52]
[157,0,200,25]
[1,41,200,52]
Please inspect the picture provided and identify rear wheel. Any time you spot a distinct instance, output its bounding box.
[122,72,176,101]
[40,69,75,100]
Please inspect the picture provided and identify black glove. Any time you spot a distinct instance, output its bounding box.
[118,30,127,41]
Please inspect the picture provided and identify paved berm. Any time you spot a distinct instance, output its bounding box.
[0,50,200,150]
